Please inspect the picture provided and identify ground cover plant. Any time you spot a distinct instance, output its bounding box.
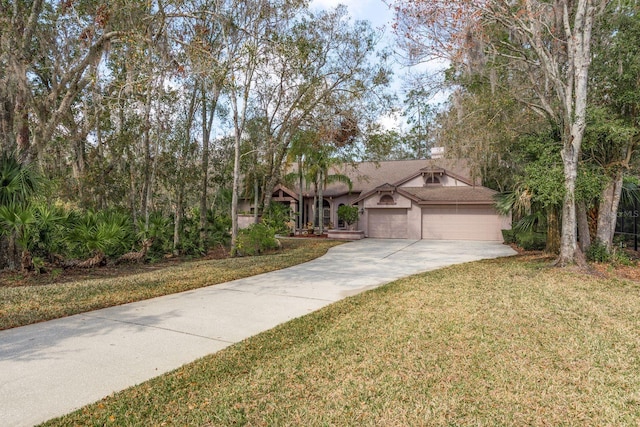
[0,239,342,330]
[41,255,640,426]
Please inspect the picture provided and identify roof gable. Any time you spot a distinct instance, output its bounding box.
[294,159,476,197]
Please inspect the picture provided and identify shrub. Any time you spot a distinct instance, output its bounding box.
[337,205,359,227]
[68,209,134,258]
[515,231,546,251]
[586,240,611,263]
[261,203,291,235]
[207,213,231,247]
[501,229,516,244]
[586,240,635,266]
[236,223,280,256]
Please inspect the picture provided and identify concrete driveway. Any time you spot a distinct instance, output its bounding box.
[0,239,516,427]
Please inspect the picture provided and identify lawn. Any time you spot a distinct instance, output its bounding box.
[41,255,640,426]
[0,239,343,331]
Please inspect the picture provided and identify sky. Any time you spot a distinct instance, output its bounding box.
[309,0,449,130]
[310,0,407,130]
[310,0,395,30]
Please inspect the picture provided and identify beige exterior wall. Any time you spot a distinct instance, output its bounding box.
[407,203,422,239]
[362,193,412,209]
[238,200,253,214]
[238,214,258,229]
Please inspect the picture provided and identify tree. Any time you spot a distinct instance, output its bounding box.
[0,0,134,163]
[585,3,640,252]
[394,0,609,265]
[253,6,392,211]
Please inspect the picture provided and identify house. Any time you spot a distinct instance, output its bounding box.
[239,159,511,241]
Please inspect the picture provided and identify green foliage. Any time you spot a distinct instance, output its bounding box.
[236,224,279,256]
[501,229,515,244]
[586,240,611,263]
[515,231,546,251]
[0,204,36,249]
[177,209,203,257]
[205,211,231,248]
[69,210,134,258]
[139,211,173,257]
[0,154,40,208]
[586,240,635,266]
[30,203,69,258]
[337,205,359,226]
[516,132,565,208]
[261,203,291,235]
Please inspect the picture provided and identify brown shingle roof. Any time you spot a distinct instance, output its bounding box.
[305,159,474,197]
[401,186,497,204]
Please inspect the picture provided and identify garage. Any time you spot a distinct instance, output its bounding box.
[422,205,503,241]
[368,208,408,239]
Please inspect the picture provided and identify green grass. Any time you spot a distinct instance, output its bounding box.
[0,239,342,330]
[41,256,640,426]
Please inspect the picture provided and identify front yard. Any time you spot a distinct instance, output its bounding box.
[0,239,343,331]
[41,254,640,426]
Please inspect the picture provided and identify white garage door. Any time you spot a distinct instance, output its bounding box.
[368,209,408,239]
[422,205,503,241]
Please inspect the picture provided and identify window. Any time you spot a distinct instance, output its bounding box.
[378,194,395,205]
[425,176,441,185]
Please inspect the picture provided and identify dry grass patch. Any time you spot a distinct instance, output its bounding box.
[0,239,342,330]
[42,255,640,426]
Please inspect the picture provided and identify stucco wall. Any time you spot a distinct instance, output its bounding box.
[407,203,422,239]
[362,193,412,209]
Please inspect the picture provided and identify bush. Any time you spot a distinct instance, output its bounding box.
[261,203,291,235]
[337,205,359,227]
[236,223,280,256]
[586,240,611,263]
[586,240,635,266]
[515,231,546,251]
[501,229,516,244]
[205,211,231,248]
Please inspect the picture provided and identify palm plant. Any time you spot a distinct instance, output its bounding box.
[68,210,133,259]
[285,130,353,234]
[0,154,41,270]
[306,146,352,234]
[0,204,36,270]
[0,154,39,207]
[137,211,173,257]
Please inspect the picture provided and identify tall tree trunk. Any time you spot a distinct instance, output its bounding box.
[318,170,324,235]
[556,0,595,266]
[140,85,154,233]
[231,127,241,255]
[546,207,561,255]
[173,188,183,255]
[558,142,581,265]
[596,173,624,250]
[298,157,304,229]
[577,200,592,253]
[229,84,245,256]
[199,84,220,250]
[253,177,260,224]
